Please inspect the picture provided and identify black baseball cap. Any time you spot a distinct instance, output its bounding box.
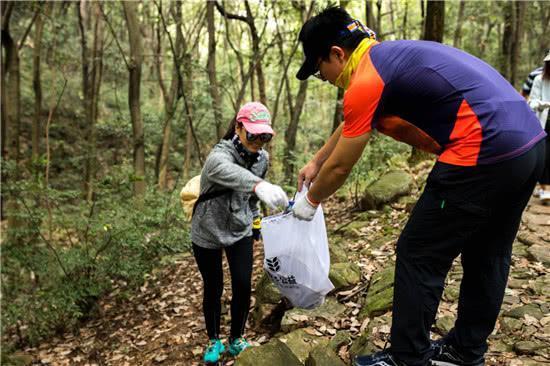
[296,6,376,80]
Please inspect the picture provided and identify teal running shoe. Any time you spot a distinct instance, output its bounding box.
[203,339,225,363]
[228,337,251,356]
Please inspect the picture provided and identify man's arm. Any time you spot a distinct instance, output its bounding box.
[298,123,344,190]
[307,131,371,203]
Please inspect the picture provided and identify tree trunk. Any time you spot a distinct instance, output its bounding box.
[411,0,445,165]
[284,80,308,184]
[365,0,376,31]
[1,1,22,237]
[87,2,104,201]
[122,1,146,197]
[500,1,514,80]
[157,1,184,190]
[32,3,47,179]
[510,1,526,88]
[245,1,266,106]
[453,0,465,47]
[206,1,223,139]
[80,1,104,201]
[402,0,408,39]
[423,0,445,42]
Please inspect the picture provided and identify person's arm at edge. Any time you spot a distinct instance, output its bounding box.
[307,131,371,204]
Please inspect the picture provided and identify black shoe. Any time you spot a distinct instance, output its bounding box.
[430,340,484,366]
[354,350,408,366]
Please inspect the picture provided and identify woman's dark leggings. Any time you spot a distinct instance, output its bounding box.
[193,236,253,340]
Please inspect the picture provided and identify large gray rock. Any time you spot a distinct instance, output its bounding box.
[504,304,544,320]
[279,328,329,363]
[329,262,362,290]
[305,345,347,366]
[235,339,302,366]
[499,317,523,333]
[281,298,346,332]
[360,171,413,210]
[255,273,282,305]
[513,340,545,355]
[527,244,550,265]
[532,274,550,296]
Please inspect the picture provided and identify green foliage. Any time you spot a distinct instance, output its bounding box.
[1,163,190,347]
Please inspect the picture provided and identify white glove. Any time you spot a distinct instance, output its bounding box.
[254,181,289,210]
[538,101,550,110]
[292,193,319,221]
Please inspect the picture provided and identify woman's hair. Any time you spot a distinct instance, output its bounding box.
[222,117,240,140]
[543,60,550,81]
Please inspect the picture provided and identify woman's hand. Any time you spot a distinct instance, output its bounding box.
[254,181,289,209]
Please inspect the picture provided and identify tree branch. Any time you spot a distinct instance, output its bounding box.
[214,1,247,22]
[98,2,130,69]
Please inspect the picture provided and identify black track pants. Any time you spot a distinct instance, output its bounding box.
[193,236,253,340]
[390,140,545,365]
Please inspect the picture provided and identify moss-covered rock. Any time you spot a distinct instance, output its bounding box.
[499,317,523,333]
[435,315,455,335]
[255,273,282,304]
[235,339,302,366]
[329,238,349,264]
[281,298,346,332]
[279,328,329,363]
[329,262,362,290]
[360,171,413,210]
[305,345,347,366]
[442,284,460,302]
[504,304,544,320]
[368,266,395,296]
[329,330,352,351]
[360,286,393,319]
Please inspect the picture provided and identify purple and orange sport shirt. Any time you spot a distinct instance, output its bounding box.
[343,40,546,166]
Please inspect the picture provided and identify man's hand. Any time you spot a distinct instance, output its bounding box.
[292,193,319,221]
[538,101,550,111]
[297,160,322,192]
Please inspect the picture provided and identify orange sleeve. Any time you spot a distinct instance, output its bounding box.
[342,54,385,138]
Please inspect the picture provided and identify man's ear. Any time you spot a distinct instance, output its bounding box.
[330,46,347,63]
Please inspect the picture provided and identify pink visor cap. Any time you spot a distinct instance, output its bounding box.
[236,102,275,135]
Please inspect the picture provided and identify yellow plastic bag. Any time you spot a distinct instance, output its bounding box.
[180,175,201,221]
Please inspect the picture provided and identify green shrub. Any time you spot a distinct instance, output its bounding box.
[1,163,190,347]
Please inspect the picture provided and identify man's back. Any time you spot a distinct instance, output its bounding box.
[344,40,545,166]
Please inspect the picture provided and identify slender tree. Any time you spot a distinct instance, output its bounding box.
[423,0,445,42]
[122,1,146,197]
[453,0,465,47]
[1,1,21,233]
[207,1,224,139]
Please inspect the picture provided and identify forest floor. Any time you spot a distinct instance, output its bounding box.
[17,187,550,366]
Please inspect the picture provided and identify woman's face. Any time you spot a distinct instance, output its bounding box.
[235,124,269,153]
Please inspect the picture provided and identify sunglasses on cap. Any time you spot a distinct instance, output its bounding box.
[246,131,273,143]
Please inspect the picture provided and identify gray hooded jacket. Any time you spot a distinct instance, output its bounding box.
[191,139,268,249]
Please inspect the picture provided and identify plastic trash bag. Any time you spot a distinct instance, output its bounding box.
[261,189,334,309]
